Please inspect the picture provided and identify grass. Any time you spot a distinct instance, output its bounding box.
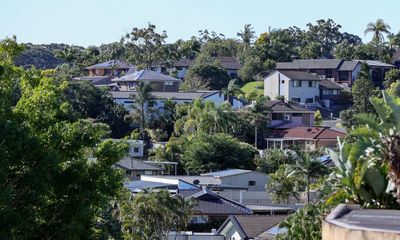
[241,81,264,95]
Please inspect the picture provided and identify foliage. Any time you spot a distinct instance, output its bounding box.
[181,133,258,174]
[183,64,231,90]
[120,190,196,240]
[0,40,127,238]
[364,18,391,42]
[266,164,301,204]
[314,110,323,127]
[383,68,400,89]
[256,149,295,174]
[276,204,331,240]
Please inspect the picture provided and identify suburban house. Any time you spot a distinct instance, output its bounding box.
[109,90,245,111]
[319,79,351,114]
[171,56,243,79]
[276,59,394,87]
[116,157,162,180]
[265,126,346,150]
[112,69,182,92]
[217,215,287,240]
[72,75,118,89]
[264,70,321,106]
[86,60,132,77]
[266,100,315,128]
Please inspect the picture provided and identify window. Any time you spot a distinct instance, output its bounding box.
[305,98,314,103]
[133,146,139,153]
[308,81,316,87]
[248,181,256,186]
[164,81,174,86]
[292,80,302,87]
[281,80,285,84]
[325,69,333,78]
[176,67,182,70]
[272,113,284,120]
[291,98,301,102]
[292,113,302,117]
[148,101,156,107]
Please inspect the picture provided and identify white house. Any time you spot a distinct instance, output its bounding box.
[109,90,245,112]
[264,70,321,106]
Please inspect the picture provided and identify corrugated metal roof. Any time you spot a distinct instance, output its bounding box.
[112,70,181,82]
[116,157,162,171]
[201,169,252,178]
[86,60,132,70]
[279,70,322,81]
[125,181,176,192]
[277,59,343,70]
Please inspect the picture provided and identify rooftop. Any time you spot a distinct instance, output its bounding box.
[108,90,220,100]
[112,69,181,82]
[201,169,253,178]
[277,59,343,70]
[267,127,346,140]
[319,80,343,90]
[125,180,176,192]
[115,157,162,171]
[218,215,287,238]
[278,70,322,81]
[266,100,315,113]
[86,60,131,70]
[141,175,221,185]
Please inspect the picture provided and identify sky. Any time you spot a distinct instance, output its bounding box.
[1,0,400,46]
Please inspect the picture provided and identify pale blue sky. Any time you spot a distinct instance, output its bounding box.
[1,0,399,46]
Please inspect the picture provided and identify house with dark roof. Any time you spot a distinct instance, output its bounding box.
[265,100,315,128]
[112,69,182,92]
[109,90,245,112]
[86,60,132,77]
[276,59,394,86]
[116,157,162,180]
[265,126,346,150]
[264,70,322,106]
[217,215,287,240]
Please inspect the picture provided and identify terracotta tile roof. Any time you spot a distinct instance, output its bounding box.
[267,127,346,140]
[218,215,287,238]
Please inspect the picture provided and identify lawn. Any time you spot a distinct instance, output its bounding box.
[241,81,264,95]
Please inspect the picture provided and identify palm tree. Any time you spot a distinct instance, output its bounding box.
[237,24,255,47]
[222,79,243,105]
[248,96,270,148]
[364,19,391,42]
[128,81,154,139]
[289,150,328,203]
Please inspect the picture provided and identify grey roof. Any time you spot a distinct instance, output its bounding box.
[109,90,220,101]
[112,70,181,82]
[319,80,343,90]
[72,76,116,86]
[266,100,314,113]
[278,70,321,81]
[180,189,253,215]
[339,60,359,71]
[218,215,287,238]
[86,60,131,70]
[125,181,176,192]
[116,157,162,171]
[142,175,221,185]
[201,169,253,178]
[357,60,395,68]
[276,59,343,70]
[173,56,242,70]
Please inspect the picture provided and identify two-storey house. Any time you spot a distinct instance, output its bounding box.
[264,70,321,106]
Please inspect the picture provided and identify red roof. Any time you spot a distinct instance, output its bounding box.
[267,127,346,140]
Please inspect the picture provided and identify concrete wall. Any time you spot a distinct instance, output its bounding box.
[269,113,313,128]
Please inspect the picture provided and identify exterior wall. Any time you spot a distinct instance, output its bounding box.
[226,69,239,79]
[288,79,320,104]
[176,67,188,79]
[264,72,291,100]
[218,190,272,205]
[219,172,269,191]
[269,113,313,128]
[316,139,339,149]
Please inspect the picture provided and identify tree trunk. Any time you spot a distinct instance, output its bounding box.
[306,176,310,204]
[141,102,145,140]
[254,125,258,148]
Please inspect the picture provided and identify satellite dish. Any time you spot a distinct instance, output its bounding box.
[193,179,200,185]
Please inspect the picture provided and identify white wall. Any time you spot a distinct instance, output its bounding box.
[288,80,320,104]
[220,172,269,191]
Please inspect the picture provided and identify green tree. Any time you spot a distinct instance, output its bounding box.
[120,190,196,240]
[182,64,231,90]
[383,68,400,88]
[125,81,154,139]
[256,149,295,174]
[123,23,169,69]
[222,79,243,104]
[246,96,270,148]
[289,150,328,203]
[181,133,257,174]
[364,18,391,42]
[266,164,300,204]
